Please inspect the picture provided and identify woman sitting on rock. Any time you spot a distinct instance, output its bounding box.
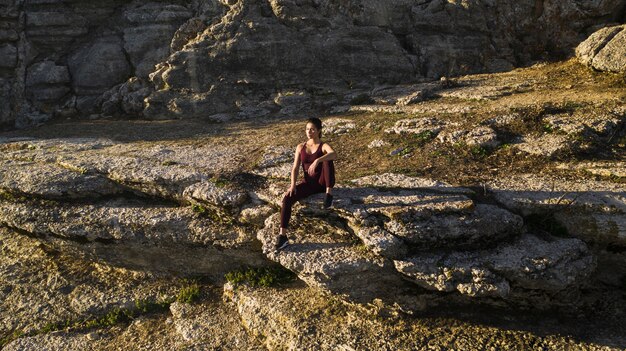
[275,117,336,251]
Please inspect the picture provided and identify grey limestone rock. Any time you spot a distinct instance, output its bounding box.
[168,300,263,349]
[68,37,132,98]
[26,61,71,103]
[252,145,293,179]
[513,135,578,158]
[24,9,88,51]
[3,333,94,351]
[123,4,193,78]
[0,160,124,199]
[0,200,245,247]
[437,126,500,148]
[59,153,207,201]
[384,117,446,136]
[0,228,180,337]
[257,213,409,302]
[543,111,624,138]
[577,24,626,74]
[488,174,626,246]
[384,204,523,248]
[394,233,594,298]
[368,139,390,148]
[183,179,248,212]
[349,173,473,195]
[322,117,355,135]
[0,43,17,68]
[98,77,152,116]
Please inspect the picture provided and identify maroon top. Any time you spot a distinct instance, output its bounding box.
[299,141,335,188]
[301,142,324,184]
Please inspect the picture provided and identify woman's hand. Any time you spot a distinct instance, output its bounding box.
[307,160,319,177]
[285,184,297,197]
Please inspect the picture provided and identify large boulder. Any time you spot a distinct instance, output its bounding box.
[577,24,626,74]
[122,3,193,78]
[68,37,132,97]
[25,61,71,107]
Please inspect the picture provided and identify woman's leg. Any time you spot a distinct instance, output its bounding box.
[320,161,335,208]
[319,161,335,189]
[280,182,323,231]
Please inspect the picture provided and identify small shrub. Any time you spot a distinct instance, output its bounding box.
[414,130,436,144]
[177,283,201,304]
[192,203,207,215]
[210,176,230,188]
[470,145,489,157]
[225,266,296,288]
[542,123,555,134]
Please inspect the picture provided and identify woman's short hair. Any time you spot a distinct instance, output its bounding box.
[307,117,323,138]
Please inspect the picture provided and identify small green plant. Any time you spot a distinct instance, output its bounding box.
[192,203,208,215]
[161,160,178,166]
[470,145,489,157]
[414,130,436,144]
[2,298,174,346]
[1,330,24,348]
[210,176,230,188]
[176,282,201,304]
[225,266,296,288]
[0,191,28,202]
[542,123,555,134]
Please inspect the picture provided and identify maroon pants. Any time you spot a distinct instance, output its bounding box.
[280,161,335,229]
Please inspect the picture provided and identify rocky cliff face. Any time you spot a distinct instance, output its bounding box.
[0,0,624,129]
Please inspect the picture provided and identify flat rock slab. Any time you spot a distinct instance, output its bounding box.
[0,160,124,199]
[58,153,207,201]
[322,187,521,252]
[257,213,408,302]
[437,126,500,149]
[0,200,246,247]
[0,228,179,336]
[513,135,578,157]
[1,138,249,202]
[3,334,94,351]
[383,204,523,248]
[349,173,473,194]
[544,112,623,138]
[168,300,263,349]
[323,118,355,135]
[438,83,526,101]
[259,177,520,255]
[394,233,594,298]
[183,180,248,211]
[488,174,626,246]
[384,117,446,136]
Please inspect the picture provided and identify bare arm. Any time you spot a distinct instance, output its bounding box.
[307,143,337,176]
[287,144,303,195]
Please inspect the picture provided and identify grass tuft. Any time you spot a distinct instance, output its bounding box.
[225,266,296,288]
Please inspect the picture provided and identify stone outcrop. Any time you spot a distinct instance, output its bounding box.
[577,24,626,74]
[253,171,594,304]
[1,0,624,128]
[0,134,601,309]
[488,174,626,247]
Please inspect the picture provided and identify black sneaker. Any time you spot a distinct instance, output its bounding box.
[273,235,289,251]
[323,194,333,209]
